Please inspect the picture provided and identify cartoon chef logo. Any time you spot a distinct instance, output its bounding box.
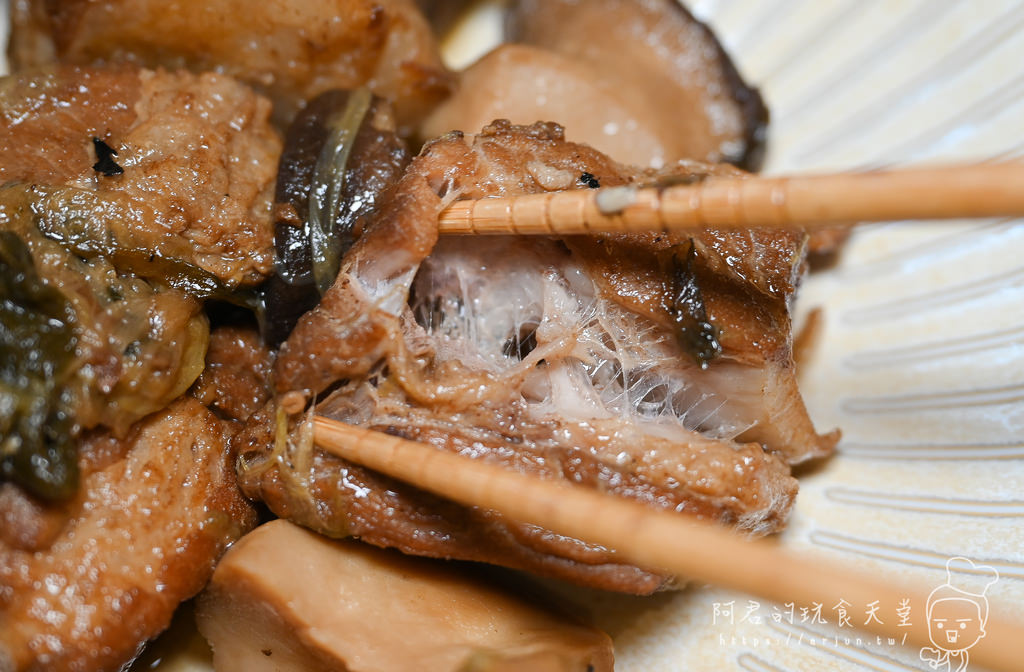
[920,556,999,672]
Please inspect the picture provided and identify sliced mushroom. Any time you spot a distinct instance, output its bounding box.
[196,519,614,672]
[509,0,768,169]
[421,44,684,170]
[423,0,767,170]
[263,89,410,346]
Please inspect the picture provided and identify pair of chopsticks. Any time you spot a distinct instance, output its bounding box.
[314,417,1024,672]
[438,161,1024,235]
[313,162,1024,668]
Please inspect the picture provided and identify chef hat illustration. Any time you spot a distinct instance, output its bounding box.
[926,556,1000,625]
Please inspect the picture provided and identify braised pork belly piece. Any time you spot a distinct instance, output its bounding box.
[0,65,280,499]
[0,65,280,287]
[0,399,257,672]
[191,325,275,424]
[0,65,274,671]
[9,0,453,131]
[238,121,837,594]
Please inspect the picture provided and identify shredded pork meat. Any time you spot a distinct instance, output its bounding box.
[238,121,837,594]
[191,325,275,424]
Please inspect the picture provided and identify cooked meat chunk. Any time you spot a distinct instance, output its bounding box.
[0,65,282,497]
[191,326,275,423]
[0,208,210,499]
[238,121,836,594]
[806,226,851,268]
[0,65,280,287]
[0,483,69,553]
[0,398,257,672]
[423,0,767,170]
[9,0,454,132]
[565,221,838,463]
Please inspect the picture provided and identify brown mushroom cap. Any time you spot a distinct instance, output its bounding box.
[508,0,768,170]
[421,43,693,169]
[423,0,767,170]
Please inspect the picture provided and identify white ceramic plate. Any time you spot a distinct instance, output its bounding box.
[587,1,1024,670]
[5,2,1022,671]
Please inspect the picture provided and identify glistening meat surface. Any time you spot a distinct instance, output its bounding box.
[0,65,277,670]
[0,65,280,287]
[239,121,837,594]
[0,399,257,672]
[0,65,281,496]
[10,0,454,131]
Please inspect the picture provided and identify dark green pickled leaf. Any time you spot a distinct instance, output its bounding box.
[101,249,263,312]
[22,188,260,311]
[669,239,721,369]
[309,87,374,295]
[0,231,80,500]
[0,182,252,311]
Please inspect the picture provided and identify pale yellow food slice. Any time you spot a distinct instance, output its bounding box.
[196,519,613,672]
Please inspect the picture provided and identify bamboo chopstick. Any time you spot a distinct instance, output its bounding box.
[313,416,1024,672]
[438,161,1024,235]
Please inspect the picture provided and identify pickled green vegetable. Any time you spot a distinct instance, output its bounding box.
[21,183,257,309]
[670,240,721,368]
[0,185,216,498]
[308,87,374,295]
[0,231,80,500]
[264,88,409,345]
